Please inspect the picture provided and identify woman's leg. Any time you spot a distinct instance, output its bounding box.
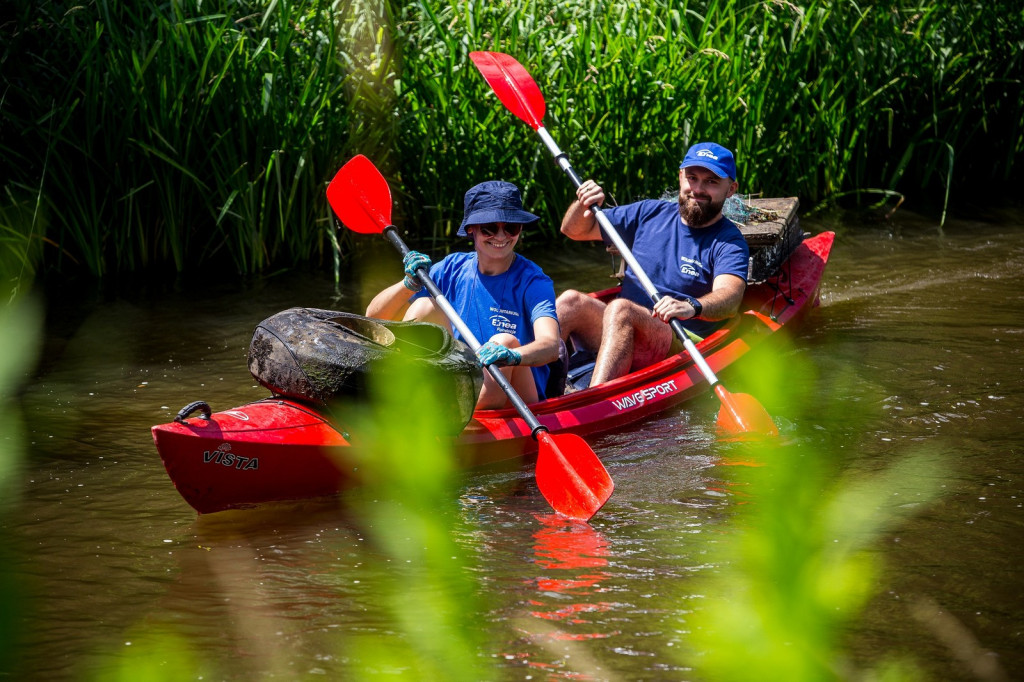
[402,297,453,332]
[476,333,538,409]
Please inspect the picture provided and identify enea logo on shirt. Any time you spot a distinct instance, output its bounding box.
[489,313,518,335]
[679,256,702,278]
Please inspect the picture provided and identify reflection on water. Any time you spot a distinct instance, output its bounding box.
[6,212,1024,679]
[506,514,619,679]
[527,513,615,637]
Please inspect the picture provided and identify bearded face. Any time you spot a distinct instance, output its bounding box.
[677,166,734,227]
[677,193,726,227]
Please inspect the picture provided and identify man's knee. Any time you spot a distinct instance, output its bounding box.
[556,289,596,339]
[603,297,645,326]
[556,289,588,317]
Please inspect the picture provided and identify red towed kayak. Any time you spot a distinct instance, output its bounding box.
[152,212,833,514]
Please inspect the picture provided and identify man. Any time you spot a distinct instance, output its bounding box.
[556,141,749,386]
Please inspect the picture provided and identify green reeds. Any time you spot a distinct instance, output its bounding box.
[2,0,376,276]
[0,191,46,303]
[1,0,1021,276]
[395,0,1023,234]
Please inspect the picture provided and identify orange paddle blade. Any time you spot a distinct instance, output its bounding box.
[326,154,393,234]
[534,432,614,521]
[469,51,546,130]
[714,385,779,438]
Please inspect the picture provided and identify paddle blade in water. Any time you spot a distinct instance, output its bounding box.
[326,154,393,234]
[714,385,779,438]
[469,51,546,130]
[534,432,613,521]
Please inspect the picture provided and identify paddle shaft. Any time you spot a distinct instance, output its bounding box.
[381,227,549,438]
[535,127,724,387]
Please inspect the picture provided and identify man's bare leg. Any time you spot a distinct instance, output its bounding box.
[555,289,606,352]
[591,298,674,385]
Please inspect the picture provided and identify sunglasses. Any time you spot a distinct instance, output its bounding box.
[476,222,524,237]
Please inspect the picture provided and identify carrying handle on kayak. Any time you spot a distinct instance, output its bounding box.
[175,400,212,423]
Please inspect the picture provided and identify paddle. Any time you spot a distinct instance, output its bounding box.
[470,51,778,438]
[326,154,614,520]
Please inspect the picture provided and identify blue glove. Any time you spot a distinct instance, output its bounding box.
[477,341,522,367]
[402,251,432,291]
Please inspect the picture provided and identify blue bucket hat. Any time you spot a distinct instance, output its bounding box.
[680,142,737,180]
[457,180,540,237]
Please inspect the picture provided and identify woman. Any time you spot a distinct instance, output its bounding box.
[366,181,560,409]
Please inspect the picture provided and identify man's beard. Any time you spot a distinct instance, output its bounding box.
[678,194,724,226]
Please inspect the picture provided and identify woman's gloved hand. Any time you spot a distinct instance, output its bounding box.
[402,251,432,291]
[476,341,522,367]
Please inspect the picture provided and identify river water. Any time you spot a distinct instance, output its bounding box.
[3,208,1023,680]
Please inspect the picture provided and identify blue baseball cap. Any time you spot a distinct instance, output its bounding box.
[680,142,737,180]
[457,180,539,237]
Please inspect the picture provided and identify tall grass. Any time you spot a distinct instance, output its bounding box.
[395,0,1024,235]
[1,0,1021,277]
[2,0,374,276]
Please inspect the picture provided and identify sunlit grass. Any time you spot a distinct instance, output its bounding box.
[2,0,373,277]
[2,0,1020,276]
[395,0,1023,234]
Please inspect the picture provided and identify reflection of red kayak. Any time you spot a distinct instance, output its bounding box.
[152,223,834,514]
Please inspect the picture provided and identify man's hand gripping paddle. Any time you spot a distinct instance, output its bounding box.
[327,154,614,520]
[469,51,778,438]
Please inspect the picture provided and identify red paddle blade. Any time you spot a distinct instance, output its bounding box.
[469,51,546,130]
[326,154,393,234]
[534,432,614,521]
[714,385,779,439]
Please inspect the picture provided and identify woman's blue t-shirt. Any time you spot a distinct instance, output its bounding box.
[411,252,557,398]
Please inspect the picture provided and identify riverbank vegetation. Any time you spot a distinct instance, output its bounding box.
[2,0,1021,278]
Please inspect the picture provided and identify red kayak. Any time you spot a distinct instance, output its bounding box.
[153,225,833,515]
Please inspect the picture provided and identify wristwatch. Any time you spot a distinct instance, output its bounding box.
[683,296,703,318]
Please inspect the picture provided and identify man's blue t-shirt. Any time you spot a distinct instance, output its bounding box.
[602,200,749,338]
[411,252,557,399]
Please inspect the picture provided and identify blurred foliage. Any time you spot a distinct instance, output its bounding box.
[0,250,42,678]
[681,339,944,680]
[88,629,209,682]
[339,352,490,680]
[688,445,940,680]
